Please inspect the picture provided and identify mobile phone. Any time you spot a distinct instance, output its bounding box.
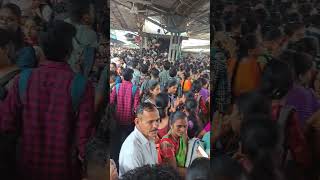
[197,146,209,158]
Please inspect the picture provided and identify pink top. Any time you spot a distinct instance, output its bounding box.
[204,122,211,132]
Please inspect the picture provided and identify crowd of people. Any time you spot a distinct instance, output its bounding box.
[108,46,211,179]
[0,0,111,180]
[0,0,212,179]
[213,0,320,180]
[4,0,320,179]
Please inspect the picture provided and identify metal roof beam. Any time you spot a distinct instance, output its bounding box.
[145,17,169,31]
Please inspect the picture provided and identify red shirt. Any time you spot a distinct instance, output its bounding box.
[0,61,95,180]
[272,102,311,168]
[110,80,140,125]
[160,134,179,161]
[198,96,208,115]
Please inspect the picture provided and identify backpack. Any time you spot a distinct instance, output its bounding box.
[0,68,21,100]
[185,137,206,167]
[18,69,87,113]
[277,105,295,167]
[277,106,308,180]
[115,83,138,113]
[0,45,36,100]
[74,37,96,76]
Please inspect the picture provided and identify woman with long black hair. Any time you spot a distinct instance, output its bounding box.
[155,92,171,139]
[143,80,160,105]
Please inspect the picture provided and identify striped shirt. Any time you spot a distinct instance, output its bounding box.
[0,61,95,180]
[110,80,140,125]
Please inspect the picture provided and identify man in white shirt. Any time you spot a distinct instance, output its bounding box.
[118,102,160,177]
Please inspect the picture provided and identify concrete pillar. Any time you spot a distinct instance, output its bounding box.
[143,36,148,49]
[168,34,173,61]
[176,34,181,60]
[171,33,177,62]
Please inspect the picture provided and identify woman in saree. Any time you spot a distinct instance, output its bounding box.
[159,111,188,178]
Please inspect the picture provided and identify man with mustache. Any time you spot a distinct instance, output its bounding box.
[118,102,160,177]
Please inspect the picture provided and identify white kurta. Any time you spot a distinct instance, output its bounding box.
[119,127,158,177]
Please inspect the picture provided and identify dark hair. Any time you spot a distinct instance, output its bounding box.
[191,80,202,93]
[184,91,195,100]
[237,34,259,60]
[201,73,209,80]
[211,155,247,180]
[230,16,242,32]
[185,98,197,114]
[144,80,160,98]
[0,28,11,48]
[186,158,210,180]
[69,0,91,23]
[254,8,269,25]
[140,64,149,74]
[150,68,160,78]
[242,16,259,36]
[236,91,272,120]
[136,102,158,116]
[285,12,302,24]
[132,61,138,68]
[169,68,177,77]
[84,137,108,177]
[121,164,182,180]
[111,62,117,68]
[311,14,320,27]
[155,93,170,119]
[260,60,294,99]
[122,68,134,81]
[240,117,281,180]
[170,111,187,125]
[179,64,185,71]
[40,20,76,61]
[199,78,208,87]
[278,49,296,67]
[28,16,44,29]
[110,70,116,81]
[284,22,304,37]
[292,52,313,80]
[299,3,312,16]
[164,79,178,92]
[185,98,199,137]
[163,61,171,70]
[2,3,21,18]
[192,68,198,75]
[269,12,283,27]
[1,3,23,50]
[290,37,319,57]
[213,19,225,32]
[261,26,283,41]
[184,71,190,79]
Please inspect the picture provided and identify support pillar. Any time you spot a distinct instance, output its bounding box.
[143,36,148,49]
[168,34,173,61]
[176,33,181,60]
[171,33,177,62]
[168,33,182,62]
